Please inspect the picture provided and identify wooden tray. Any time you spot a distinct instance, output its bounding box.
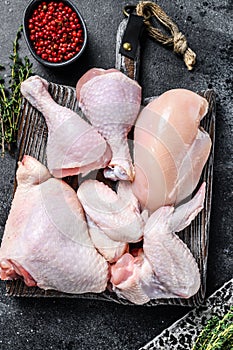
[6,81,216,307]
[5,18,216,306]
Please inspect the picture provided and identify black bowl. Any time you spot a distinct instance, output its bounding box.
[23,0,87,67]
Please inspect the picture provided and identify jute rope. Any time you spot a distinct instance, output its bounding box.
[136,1,196,70]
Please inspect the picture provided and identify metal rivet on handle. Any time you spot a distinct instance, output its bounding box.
[123,42,132,51]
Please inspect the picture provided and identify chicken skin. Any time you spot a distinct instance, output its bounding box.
[111,183,205,304]
[76,68,141,181]
[0,156,109,294]
[21,75,111,178]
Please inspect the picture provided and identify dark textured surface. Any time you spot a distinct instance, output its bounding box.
[141,279,233,349]
[0,0,232,349]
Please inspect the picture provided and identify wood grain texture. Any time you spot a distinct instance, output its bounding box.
[115,18,141,81]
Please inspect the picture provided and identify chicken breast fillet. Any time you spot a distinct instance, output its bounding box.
[132,89,211,213]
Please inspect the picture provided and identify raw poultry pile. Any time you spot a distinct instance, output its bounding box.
[0,69,211,305]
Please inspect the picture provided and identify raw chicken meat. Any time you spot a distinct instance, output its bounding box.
[1,73,211,302]
[110,183,205,304]
[116,180,140,213]
[132,89,211,212]
[77,179,144,243]
[86,215,128,263]
[20,75,111,178]
[142,183,205,298]
[174,128,211,203]
[110,251,151,305]
[0,156,109,294]
[76,68,118,101]
[76,68,142,181]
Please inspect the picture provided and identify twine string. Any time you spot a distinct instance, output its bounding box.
[136,1,196,70]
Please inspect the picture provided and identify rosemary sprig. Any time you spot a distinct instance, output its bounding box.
[192,316,220,349]
[192,306,233,350]
[0,25,33,156]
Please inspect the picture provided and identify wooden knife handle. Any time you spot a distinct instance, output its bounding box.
[115,18,141,81]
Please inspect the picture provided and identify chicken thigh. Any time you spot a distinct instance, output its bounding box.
[110,183,205,304]
[76,68,142,181]
[20,76,111,178]
[0,156,109,294]
[132,89,211,212]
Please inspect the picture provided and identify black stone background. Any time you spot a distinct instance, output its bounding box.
[0,0,232,349]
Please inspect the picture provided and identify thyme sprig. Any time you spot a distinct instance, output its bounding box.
[0,25,33,156]
[192,306,233,350]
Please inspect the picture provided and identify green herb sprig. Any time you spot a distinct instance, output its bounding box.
[0,25,33,156]
[192,306,233,350]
